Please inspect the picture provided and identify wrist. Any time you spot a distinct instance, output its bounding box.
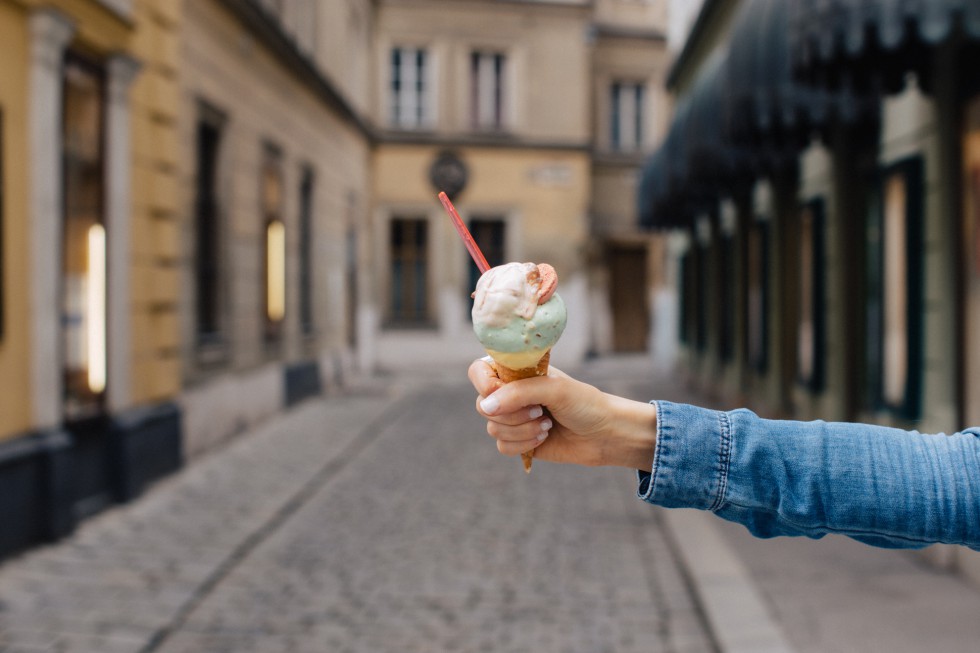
[599,394,657,471]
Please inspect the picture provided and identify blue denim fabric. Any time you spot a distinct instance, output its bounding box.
[637,401,980,550]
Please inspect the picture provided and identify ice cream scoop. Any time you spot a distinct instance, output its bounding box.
[472,262,567,471]
[472,262,566,370]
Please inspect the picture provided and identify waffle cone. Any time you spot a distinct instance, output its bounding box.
[489,350,550,473]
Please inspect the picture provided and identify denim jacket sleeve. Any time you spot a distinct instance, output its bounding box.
[637,401,980,550]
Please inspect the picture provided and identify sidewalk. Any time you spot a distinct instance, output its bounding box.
[581,355,980,653]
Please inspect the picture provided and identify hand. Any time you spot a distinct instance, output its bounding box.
[468,359,658,470]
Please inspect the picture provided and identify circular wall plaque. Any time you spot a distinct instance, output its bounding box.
[429,151,468,200]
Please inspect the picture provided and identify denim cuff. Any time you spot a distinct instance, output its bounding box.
[637,400,732,511]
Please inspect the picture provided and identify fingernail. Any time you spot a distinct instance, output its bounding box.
[480,394,500,415]
[540,418,553,432]
[537,431,549,442]
[529,405,543,419]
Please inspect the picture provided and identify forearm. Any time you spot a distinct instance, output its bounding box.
[639,401,980,550]
[597,393,658,472]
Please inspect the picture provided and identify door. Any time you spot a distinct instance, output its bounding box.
[609,244,650,352]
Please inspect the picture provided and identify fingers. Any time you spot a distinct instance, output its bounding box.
[474,395,545,424]
[486,413,553,443]
[468,358,503,398]
[491,417,553,457]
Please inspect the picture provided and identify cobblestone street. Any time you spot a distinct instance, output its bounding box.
[0,359,714,653]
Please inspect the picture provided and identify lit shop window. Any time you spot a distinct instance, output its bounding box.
[470,51,507,131]
[867,158,923,419]
[62,56,107,419]
[797,199,825,391]
[389,218,429,325]
[610,81,644,152]
[390,47,431,129]
[262,147,286,342]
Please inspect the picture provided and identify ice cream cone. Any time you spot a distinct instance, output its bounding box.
[489,349,551,473]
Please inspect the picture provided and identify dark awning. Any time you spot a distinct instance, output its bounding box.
[791,0,980,93]
[639,54,733,229]
[725,0,831,156]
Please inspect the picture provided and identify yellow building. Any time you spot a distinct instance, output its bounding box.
[371,0,670,369]
[0,0,180,556]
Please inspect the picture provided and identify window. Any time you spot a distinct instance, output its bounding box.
[467,218,506,316]
[746,220,769,372]
[719,235,736,363]
[679,251,691,345]
[470,51,507,130]
[194,104,225,345]
[389,218,429,325]
[390,46,431,129]
[298,166,314,335]
[262,145,285,343]
[62,55,107,419]
[867,158,923,419]
[0,108,4,342]
[797,199,825,390]
[610,81,644,152]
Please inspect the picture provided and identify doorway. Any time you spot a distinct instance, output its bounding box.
[608,244,650,352]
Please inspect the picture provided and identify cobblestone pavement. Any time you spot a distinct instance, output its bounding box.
[0,359,715,653]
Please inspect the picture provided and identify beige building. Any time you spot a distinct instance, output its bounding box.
[177,0,373,456]
[371,0,671,369]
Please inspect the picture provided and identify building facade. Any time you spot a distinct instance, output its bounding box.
[0,0,672,560]
[176,0,373,457]
[371,0,671,369]
[641,0,980,580]
[0,0,180,557]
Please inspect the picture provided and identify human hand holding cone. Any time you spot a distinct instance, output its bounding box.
[438,192,567,473]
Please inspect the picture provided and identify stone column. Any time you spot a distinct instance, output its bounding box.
[29,8,74,429]
[105,54,141,413]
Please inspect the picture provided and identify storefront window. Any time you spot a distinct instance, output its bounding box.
[747,220,769,372]
[868,157,923,419]
[262,145,285,343]
[62,56,107,419]
[298,166,314,335]
[962,96,980,426]
[798,199,825,390]
[194,104,225,345]
[719,235,735,363]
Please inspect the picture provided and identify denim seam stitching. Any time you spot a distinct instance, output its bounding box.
[716,499,962,548]
[648,400,666,501]
[710,410,732,512]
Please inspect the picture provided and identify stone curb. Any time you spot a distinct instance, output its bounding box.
[661,508,796,653]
